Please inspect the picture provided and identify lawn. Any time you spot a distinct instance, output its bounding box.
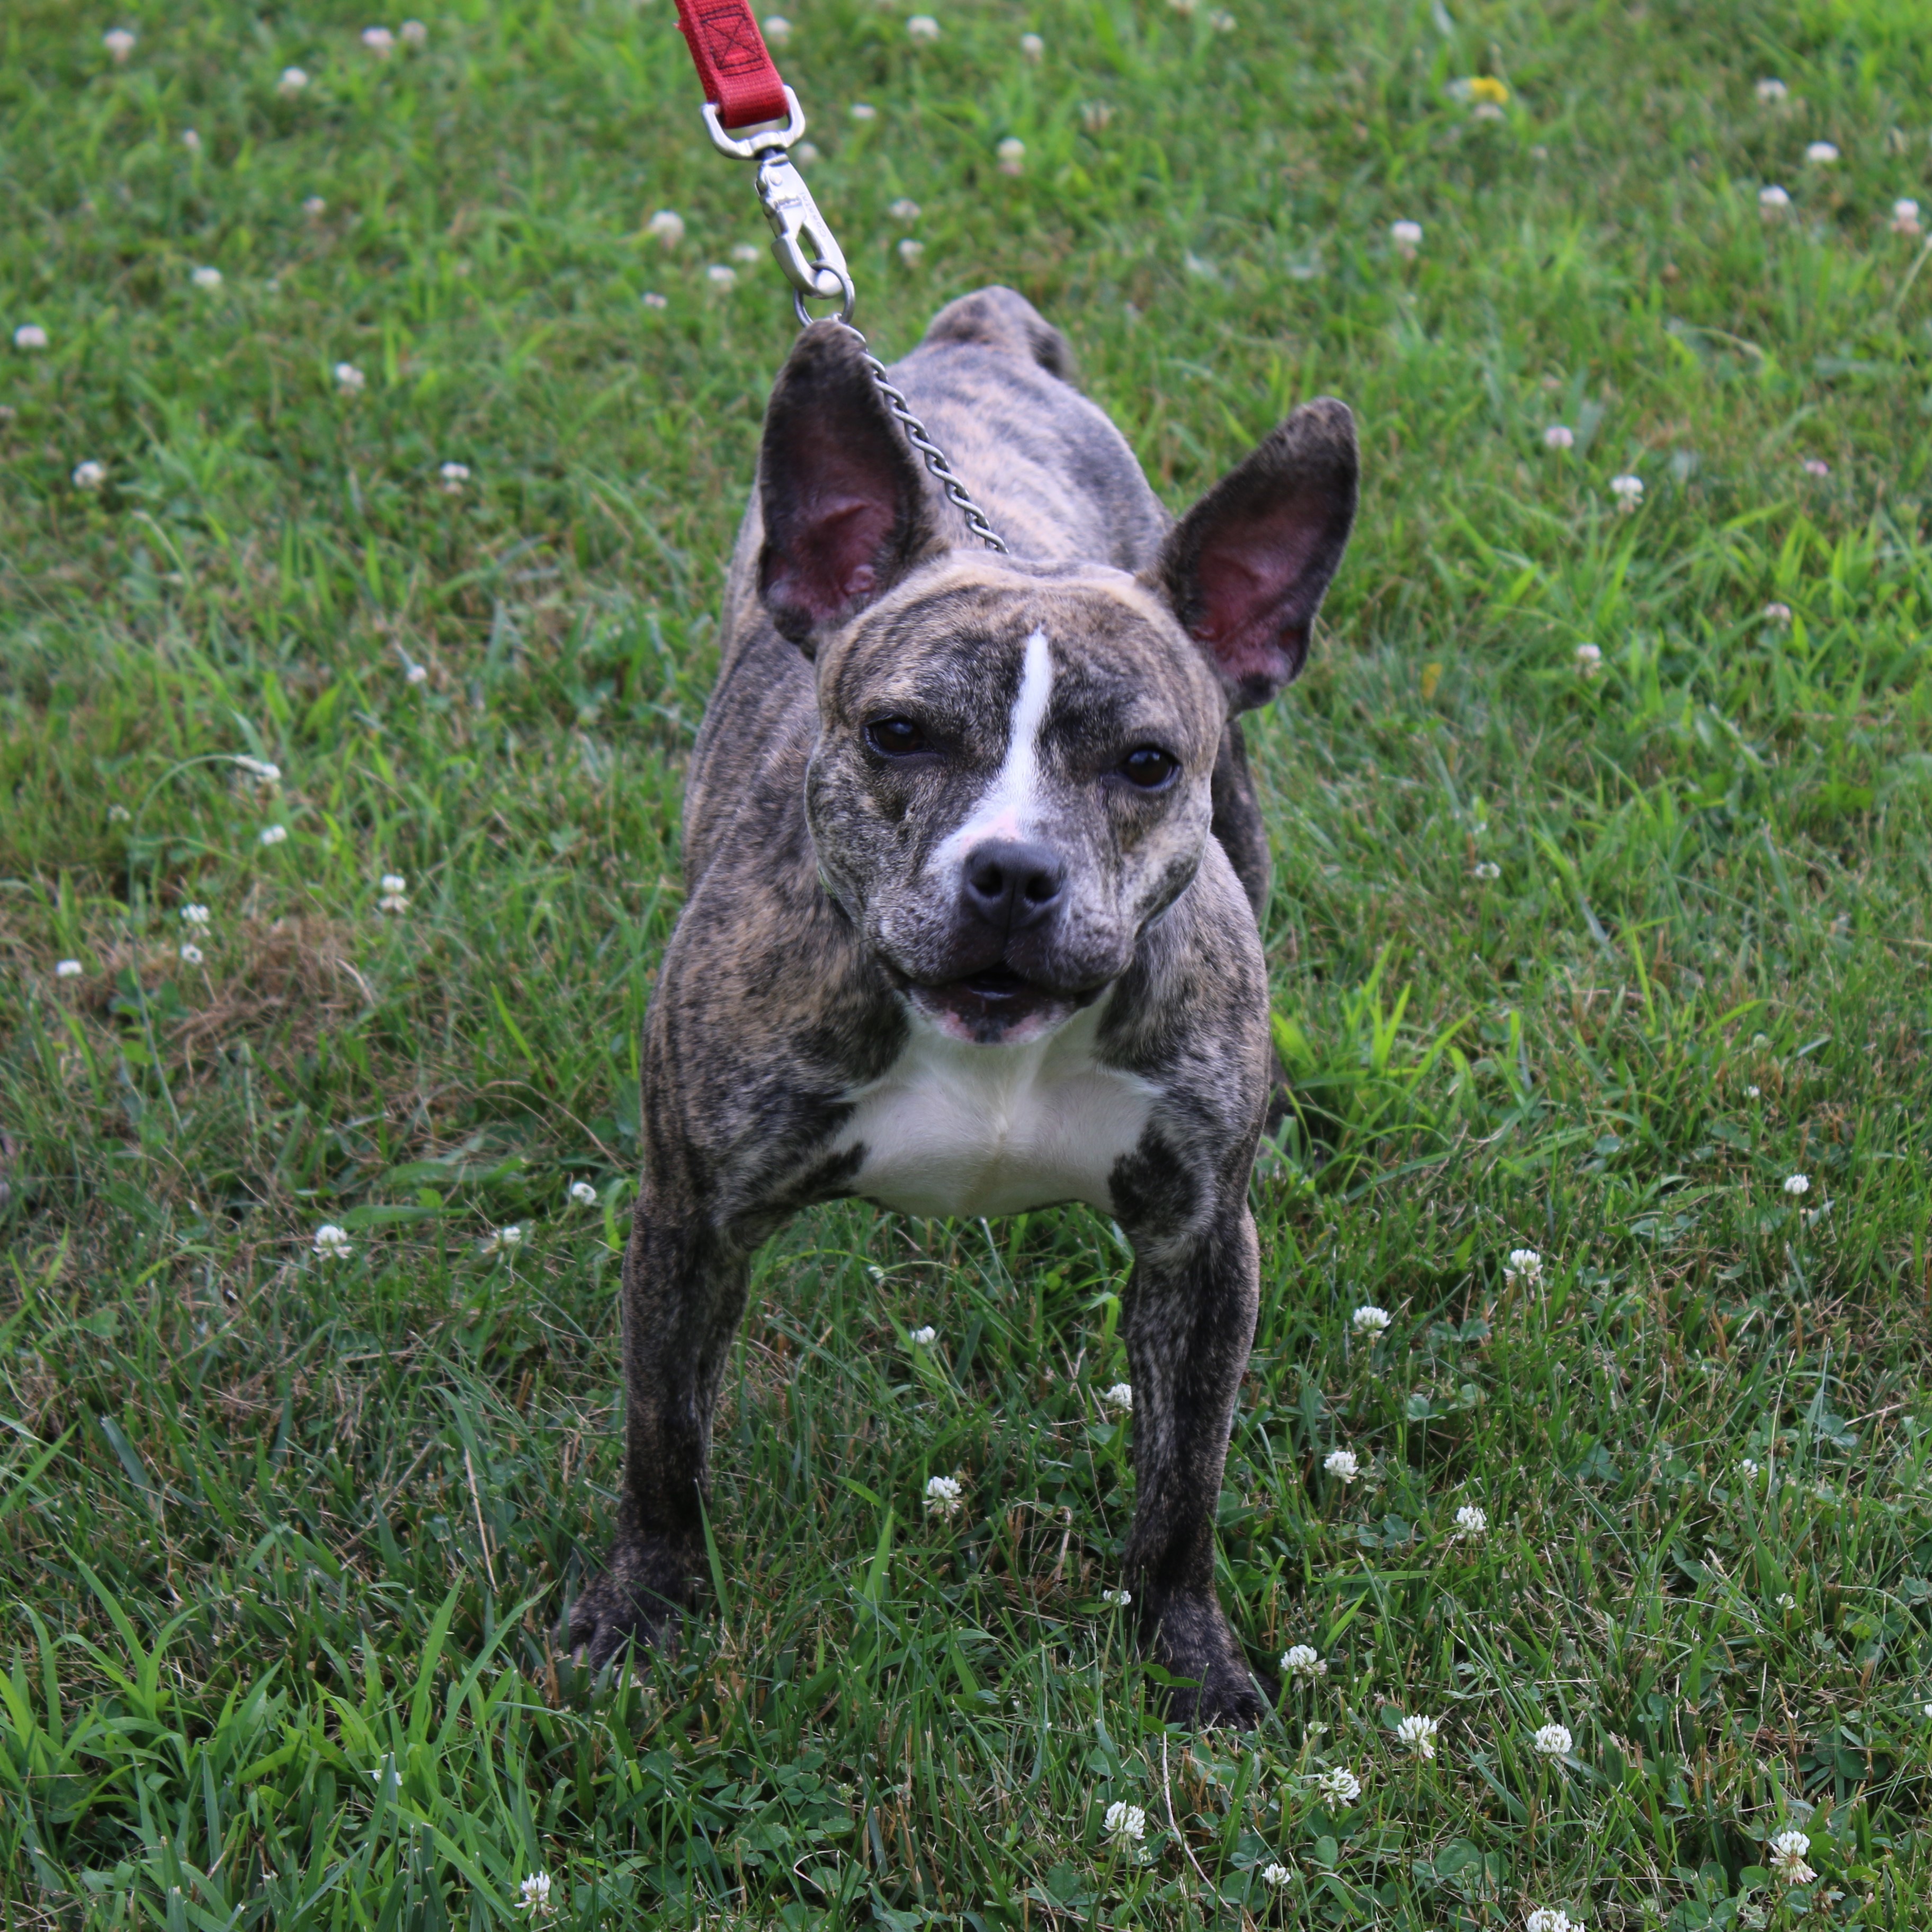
[4,0,1932,1925]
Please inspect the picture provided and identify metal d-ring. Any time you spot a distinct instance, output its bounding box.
[793,265,856,328]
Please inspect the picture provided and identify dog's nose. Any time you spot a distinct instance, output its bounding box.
[961,838,1065,932]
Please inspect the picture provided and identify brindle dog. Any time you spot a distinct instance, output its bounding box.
[567,287,1357,1726]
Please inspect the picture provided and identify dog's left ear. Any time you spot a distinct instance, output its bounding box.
[758,321,944,656]
[1148,398,1358,712]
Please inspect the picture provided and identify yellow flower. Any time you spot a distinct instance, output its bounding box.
[1469,76,1510,105]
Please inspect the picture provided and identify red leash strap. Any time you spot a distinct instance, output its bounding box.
[672,0,788,131]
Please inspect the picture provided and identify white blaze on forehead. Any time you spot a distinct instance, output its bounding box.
[936,628,1054,864]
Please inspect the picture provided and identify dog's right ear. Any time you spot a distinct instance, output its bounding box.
[758,322,942,656]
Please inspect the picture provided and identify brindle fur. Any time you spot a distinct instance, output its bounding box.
[567,288,1357,1728]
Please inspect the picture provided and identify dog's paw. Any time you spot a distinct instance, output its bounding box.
[1147,1594,1268,1730]
[1161,1657,1268,1731]
[562,1546,694,1672]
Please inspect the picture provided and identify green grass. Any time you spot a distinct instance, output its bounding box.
[5,0,1932,1924]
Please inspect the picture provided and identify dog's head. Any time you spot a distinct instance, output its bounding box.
[758,322,1357,1045]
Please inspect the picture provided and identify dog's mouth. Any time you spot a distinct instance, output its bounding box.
[907,963,1094,1044]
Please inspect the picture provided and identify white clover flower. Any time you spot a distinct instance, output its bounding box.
[996,136,1025,174]
[1395,1712,1440,1758]
[104,28,137,62]
[73,460,107,490]
[644,212,685,250]
[1316,1765,1362,1803]
[794,142,819,164]
[1352,1304,1391,1334]
[1208,8,1236,28]
[400,19,427,46]
[182,129,202,153]
[908,1325,937,1346]
[1783,1173,1810,1196]
[1505,1247,1543,1286]
[852,102,879,122]
[1739,1457,1761,1478]
[1609,473,1644,509]
[334,361,366,392]
[1096,1382,1134,1415]
[362,26,396,55]
[406,661,429,684]
[1894,199,1924,236]
[438,460,470,493]
[641,290,668,309]
[1803,458,1830,477]
[191,264,224,292]
[705,264,737,289]
[898,238,926,264]
[569,1180,598,1206]
[379,873,410,913]
[514,1871,553,1918]
[1281,1643,1326,1680]
[480,1224,524,1257]
[259,824,288,847]
[763,16,792,46]
[1759,184,1791,216]
[1390,219,1423,256]
[1526,1913,1582,1932]
[1747,1085,1761,1097]
[56,959,83,979]
[1533,1722,1573,1758]
[1103,1800,1146,1841]
[182,904,212,929]
[1080,101,1115,130]
[729,242,762,264]
[180,942,205,964]
[1776,1593,1797,1609]
[1768,1830,1814,1883]
[1454,1502,1488,1536]
[1101,1587,1131,1606]
[380,873,407,895]
[907,15,940,40]
[1543,423,1575,450]
[1021,31,1044,59]
[1261,1862,1292,1886]
[1922,1700,1932,1719]
[1323,1447,1359,1483]
[924,1472,963,1516]
[109,804,131,822]
[1168,0,1198,13]
[889,199,922,222]
[1472,861,1500,881]
[1755,78,1788,103]
[314,1223,353,1258]
[1805,141,1838,165]
[279,67,310,95]
[14,324,48,351]
[1575,641,1603,677]
[303,195,328,219]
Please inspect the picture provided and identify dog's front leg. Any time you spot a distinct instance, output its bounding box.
[1119,1200,1266,1728]
[567,1193,749,1671]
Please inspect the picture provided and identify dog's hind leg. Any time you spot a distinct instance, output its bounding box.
[566,1194,750,1671]
[1114,1189,1268,1729]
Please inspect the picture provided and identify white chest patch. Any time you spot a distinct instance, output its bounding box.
[837,998,1155,1219]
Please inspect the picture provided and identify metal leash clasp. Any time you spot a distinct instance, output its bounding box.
[700,85,852,324]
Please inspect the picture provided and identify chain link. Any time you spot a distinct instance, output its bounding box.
[835,323,1008,555]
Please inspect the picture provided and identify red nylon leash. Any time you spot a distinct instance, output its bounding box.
[671,0,787,131]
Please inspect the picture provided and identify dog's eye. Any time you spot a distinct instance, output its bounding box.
[1119,746,1179,790]
[865,716,928,758]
